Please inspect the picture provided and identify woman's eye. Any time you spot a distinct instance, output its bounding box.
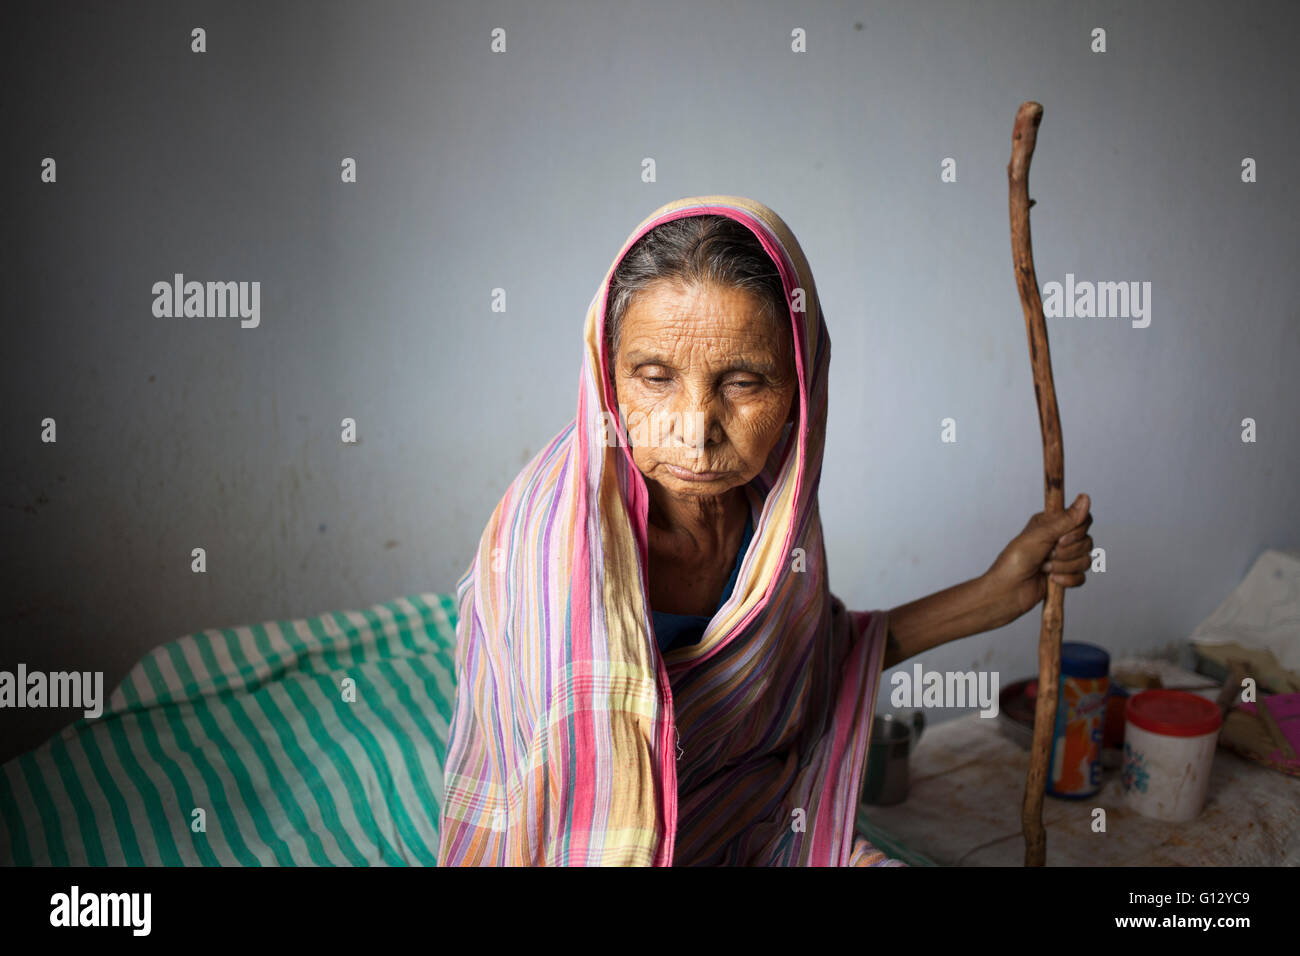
[644,375,671,384]
[727,380,760,390]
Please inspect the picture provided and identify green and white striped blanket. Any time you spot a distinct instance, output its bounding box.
[0,594,459,866]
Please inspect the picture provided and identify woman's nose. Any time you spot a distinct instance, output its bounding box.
[667,395,720,454]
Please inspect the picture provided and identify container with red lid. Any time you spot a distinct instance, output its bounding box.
[1122,689,1222,821]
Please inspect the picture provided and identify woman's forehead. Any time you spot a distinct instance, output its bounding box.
[618,281,790,352]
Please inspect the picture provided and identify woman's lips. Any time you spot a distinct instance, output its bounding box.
[663,463,727,482]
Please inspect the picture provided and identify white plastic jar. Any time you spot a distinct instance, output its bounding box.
[1122,689,1222,822]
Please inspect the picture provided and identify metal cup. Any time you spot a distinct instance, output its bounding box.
[862,711,926,805]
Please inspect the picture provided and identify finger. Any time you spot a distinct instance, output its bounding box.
[1044,555,1090,574]
[1052,572,1087,587]
[1051,537,1092,558]
[1060,515,1092,538]
[1050,537,1093,560]
[1056,513,1093,544]
[1045,507,1091,543]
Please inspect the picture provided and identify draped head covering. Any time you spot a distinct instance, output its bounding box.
[438,196,899,866]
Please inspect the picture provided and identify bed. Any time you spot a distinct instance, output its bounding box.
[0,594,458,865]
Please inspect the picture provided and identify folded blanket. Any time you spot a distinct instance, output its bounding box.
[0,594,457,866]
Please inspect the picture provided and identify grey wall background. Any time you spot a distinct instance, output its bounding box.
[3,0,1297,765]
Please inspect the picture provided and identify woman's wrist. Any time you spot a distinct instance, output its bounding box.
[973,567,1030,629]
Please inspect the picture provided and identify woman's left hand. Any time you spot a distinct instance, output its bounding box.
[985,493,1093,620]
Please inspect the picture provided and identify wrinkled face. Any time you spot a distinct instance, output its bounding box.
[610,279,798,499]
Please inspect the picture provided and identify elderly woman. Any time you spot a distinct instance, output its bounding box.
[438,196,1092,866]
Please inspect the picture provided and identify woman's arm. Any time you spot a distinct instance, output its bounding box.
[884,574,1020,669]
[883,494,1093,669]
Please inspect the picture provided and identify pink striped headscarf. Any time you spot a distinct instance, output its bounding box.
[439,196,897,866]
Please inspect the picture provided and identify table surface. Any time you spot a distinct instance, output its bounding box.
[857,712,1300,866]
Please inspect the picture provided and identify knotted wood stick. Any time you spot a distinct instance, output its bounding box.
[1007,101,1065,867]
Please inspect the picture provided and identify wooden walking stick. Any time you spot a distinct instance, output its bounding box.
[1008,101,1065,867]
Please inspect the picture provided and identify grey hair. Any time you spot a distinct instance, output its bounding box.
[603,214,789,373]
